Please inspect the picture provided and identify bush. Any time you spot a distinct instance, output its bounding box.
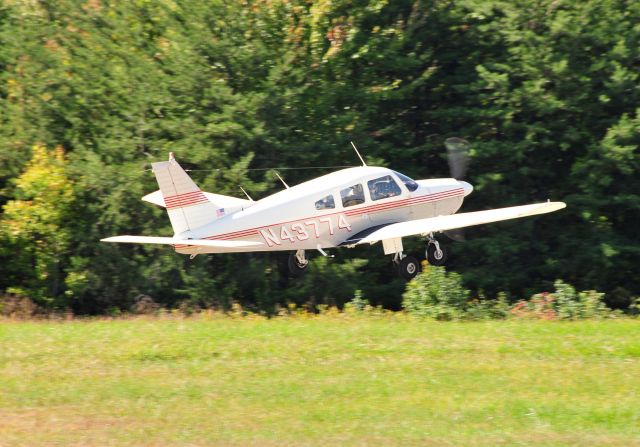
[0,295,38,319]
[131,295,160,315]
[402,266,470,320]
[464,292,511,320]
[510,280,612,320]
[344,289,370,312]
[404,271,614,321]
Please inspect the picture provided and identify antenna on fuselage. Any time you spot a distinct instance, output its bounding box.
[239,186,254,202]
[274,171,290,189]
[350,141,367,167]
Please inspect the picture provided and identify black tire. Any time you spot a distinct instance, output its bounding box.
[288,252,309,276]
[398,256,420,280]
[426,243,447,266]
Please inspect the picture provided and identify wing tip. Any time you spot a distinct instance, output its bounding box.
[101,235,143,243]
[101,236,122,243]
[541,201,567,213]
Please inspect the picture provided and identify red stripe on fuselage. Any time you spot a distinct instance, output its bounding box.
[345,189,463,216]
[177,189,464,246]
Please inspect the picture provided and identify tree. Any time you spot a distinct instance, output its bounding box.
[0,0,637,313]
[0,145,73,307]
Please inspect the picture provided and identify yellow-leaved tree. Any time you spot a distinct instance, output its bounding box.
[1,145,74,308]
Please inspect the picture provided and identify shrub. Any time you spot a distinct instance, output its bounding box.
[510,280,612,320]
[405,271,613,321]
[510,293,556,320]
[131,295,160,315]
[0,294,38,319]
[345,289,369,312]
[465,292,511,320]
[402,266,469,320]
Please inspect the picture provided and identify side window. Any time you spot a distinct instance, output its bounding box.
[315,194,335,210]
[340,184,365,207]
[368,175,402,201]
[393,170,419,192]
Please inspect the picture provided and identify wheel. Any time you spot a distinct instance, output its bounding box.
[426,243,447,266]
[288,251,308,276]
[397,256,420,280]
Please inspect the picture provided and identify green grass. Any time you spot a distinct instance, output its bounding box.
[1,315,639,446]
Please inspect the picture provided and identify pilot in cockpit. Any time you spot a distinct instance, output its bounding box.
[372,180,392,200]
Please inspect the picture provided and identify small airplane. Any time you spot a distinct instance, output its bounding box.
[102,141,566,279]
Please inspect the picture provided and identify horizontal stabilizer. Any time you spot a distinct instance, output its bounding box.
[101,235,262,248]
[141,190,168,207]
[356,201,566,244]
[142,190,252,209]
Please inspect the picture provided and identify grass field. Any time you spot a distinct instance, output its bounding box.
[1,315,639,446]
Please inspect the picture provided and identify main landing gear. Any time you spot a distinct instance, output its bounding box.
[288,249,308,276]
[286,235,448,280]
[392,234,448,280]
[393,252,420,280]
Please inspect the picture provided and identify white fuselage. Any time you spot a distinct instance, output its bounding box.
[174,167,472,254]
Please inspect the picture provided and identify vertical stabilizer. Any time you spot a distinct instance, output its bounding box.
[151,154,217,236]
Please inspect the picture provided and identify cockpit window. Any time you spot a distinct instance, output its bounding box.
[340,184,365,207]
[315,194,335,210]
[393,171,419,192]
[368,175,402,201]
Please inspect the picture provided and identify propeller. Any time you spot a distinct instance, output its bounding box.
[444,137,471,242]
[445,137,470,180]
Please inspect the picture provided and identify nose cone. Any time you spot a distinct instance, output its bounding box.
[459,181,473,197]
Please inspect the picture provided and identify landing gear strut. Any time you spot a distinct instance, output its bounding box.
[426,233,447,266]
[393,252,420,280]
[288,249,309,276]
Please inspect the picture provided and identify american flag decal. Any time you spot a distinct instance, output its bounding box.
[216,208,225,217]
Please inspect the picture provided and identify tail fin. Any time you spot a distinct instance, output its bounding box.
[151,153,218,236]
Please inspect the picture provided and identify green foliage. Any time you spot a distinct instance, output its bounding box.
[0,145,74,307]
[345,289,370,312]
[402,266,470,320]
[0,0,638,313]
[288,255,368,310]
[463,292,511,321]
[404,271,612,321]
[511,280,612,320]
[552,280,611,320]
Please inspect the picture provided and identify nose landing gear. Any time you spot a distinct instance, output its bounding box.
[426,233,447,266]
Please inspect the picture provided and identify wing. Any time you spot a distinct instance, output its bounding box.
[352,201,566,244]
[101,235,262,248]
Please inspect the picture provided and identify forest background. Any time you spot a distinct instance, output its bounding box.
[0,0,638,315]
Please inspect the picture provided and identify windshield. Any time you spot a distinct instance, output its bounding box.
[392,171,419,192]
